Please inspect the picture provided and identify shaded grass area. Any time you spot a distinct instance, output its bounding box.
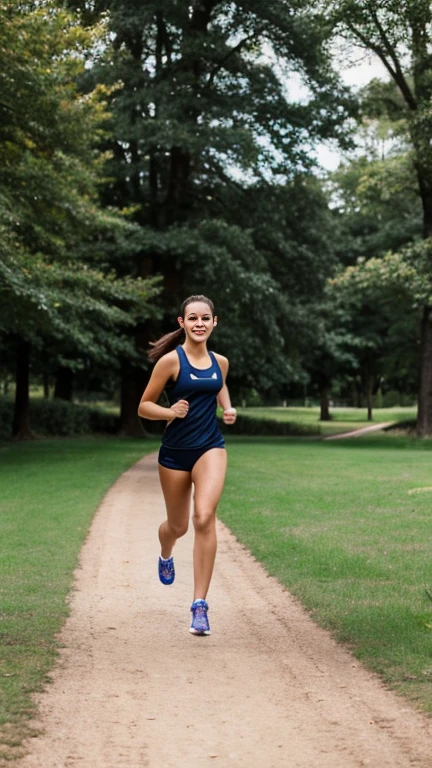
[220,434,432,712]
[0,438,158,760]
[238,406,417,436]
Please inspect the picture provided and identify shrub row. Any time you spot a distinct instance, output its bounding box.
[375,390,416,408]
[384,419,417,434]
[218,413,319,437]
[0,399,320,439]
[140,414,319,437]
[0,398,12,440]
[0,398,119,440]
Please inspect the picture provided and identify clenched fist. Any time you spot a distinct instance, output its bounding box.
[222,407,237,425]
[169,399,189,419]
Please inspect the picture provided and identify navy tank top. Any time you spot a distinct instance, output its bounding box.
[161,346,225,450]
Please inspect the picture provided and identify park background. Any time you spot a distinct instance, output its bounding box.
[2,0,432,761]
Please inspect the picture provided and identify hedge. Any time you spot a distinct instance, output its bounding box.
[384,419,417,434]
[0,399,320,440]
[218,413,319,436]
[0,398,119,440]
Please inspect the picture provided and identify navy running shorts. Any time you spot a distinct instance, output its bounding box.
[158,444,225,472]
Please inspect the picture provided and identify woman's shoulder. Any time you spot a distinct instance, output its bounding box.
[162,348,180,362]
[213,352,229,372]
[153,349,180,374]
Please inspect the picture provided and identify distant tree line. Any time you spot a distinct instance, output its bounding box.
[1,1,432,437]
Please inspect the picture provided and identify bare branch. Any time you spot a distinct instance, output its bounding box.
[155,11,172,66]
[205,31,261,90]
[346,19,417,111]
[189,0,221,33]
[364,1,417,110]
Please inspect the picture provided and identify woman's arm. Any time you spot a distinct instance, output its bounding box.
[138,354,189,421]
[215,354,237,425]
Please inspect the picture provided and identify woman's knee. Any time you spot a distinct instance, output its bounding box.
[168,519,189,539]
[193,508,216,534]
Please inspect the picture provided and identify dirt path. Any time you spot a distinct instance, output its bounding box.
[18,453,432,768]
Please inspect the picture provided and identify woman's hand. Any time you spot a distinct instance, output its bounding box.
[169,399,189,419]
[222,407,237,425]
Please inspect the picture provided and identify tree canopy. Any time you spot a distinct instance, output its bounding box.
[4,0,432,437]
[73,0,357,428]
[0,1,159,437]
[324,0,432,433]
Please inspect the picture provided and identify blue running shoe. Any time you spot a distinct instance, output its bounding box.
[158,556,175,585]
[189,599,210,635]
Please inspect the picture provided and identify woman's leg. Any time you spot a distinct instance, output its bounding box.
[190,448,227,601]
[158,465,192,558]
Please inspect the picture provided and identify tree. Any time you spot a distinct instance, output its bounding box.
[0,2,160,438]
[77,0,356,432]
[325,124,423,417]
[332,248,424,417]
[329,120,422,265]
[326,0,432,433]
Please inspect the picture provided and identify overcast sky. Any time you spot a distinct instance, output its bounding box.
[316,51,389,171]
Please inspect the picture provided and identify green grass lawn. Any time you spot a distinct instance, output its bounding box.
[0,437,158,760]
[238,406,417,436]
[2,428,432,759]
[220,433,432,711]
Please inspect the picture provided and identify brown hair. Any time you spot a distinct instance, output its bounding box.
[148,295,215,363]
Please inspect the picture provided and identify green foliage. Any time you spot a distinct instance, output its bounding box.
[331,247,423,397]
[325,104,425,403]
[0,400,12,441]
[0,398,321,439]
[330,149,422,264]
[324,0,432,422]
[327,0,432,232]
[334,243,432,308]
[381,389,401,408]
[0,1,161,372]
[79,0,357,392]
[93,0,355,188]
[218,414,319,436]
[0,398,119,439]
[30,400,91,436]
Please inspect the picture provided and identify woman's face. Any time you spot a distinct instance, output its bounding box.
[178,301,217,343]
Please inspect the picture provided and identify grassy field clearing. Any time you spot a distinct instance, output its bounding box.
[237,406,417,436]
[2,428,432,758]
[0,437,158,759]
[220,433,432,711]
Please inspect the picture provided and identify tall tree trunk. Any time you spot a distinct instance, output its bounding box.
[119,320,157,436]
[416,183,432,435]
[54,367,73,401]
[354,379,362,408]
[43,372,50,398]
[417,305,432,436]
[366,378,373,422]
[115,7,215,435]
[119,360,146,437]
[12,338,34,440]
[165,146,191,224]
[319,382,331,421]
[363,359,374,422]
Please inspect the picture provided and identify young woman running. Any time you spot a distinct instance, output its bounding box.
[138,295,237,635]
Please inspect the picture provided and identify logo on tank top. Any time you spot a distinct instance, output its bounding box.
[190,372,218,380]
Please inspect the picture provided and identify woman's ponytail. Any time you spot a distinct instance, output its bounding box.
[148,328,185,363]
